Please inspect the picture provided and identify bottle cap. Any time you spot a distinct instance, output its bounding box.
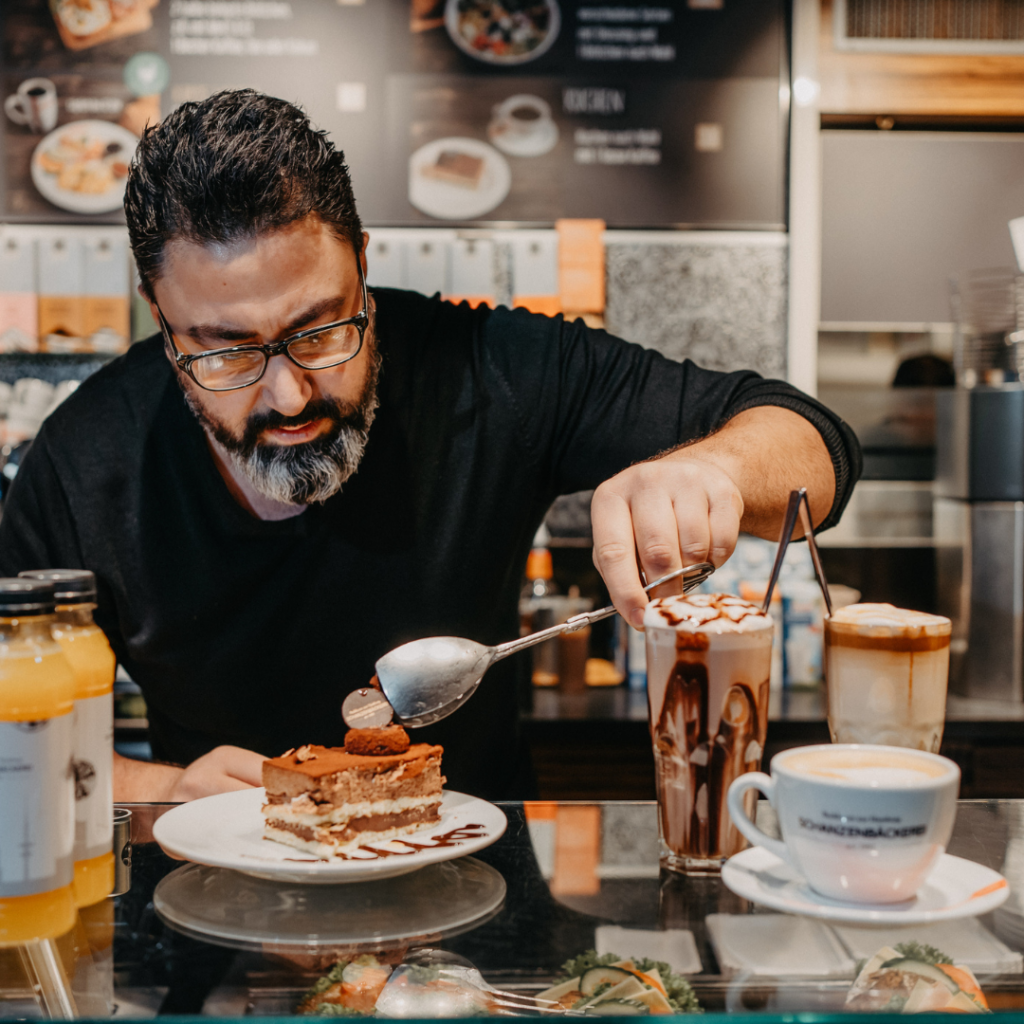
[0,578,56,614]
[19,568,97,603]
[526,547,553,580]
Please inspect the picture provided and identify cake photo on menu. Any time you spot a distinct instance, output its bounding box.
[261,728,445,857]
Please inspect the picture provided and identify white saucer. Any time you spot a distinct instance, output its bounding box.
[722,847,1009,925]
[488,119,559,158]
[152,788,506,884]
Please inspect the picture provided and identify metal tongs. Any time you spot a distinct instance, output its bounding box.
[761,487,832,617]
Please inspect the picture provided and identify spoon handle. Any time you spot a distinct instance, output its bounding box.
[491,561,715,663]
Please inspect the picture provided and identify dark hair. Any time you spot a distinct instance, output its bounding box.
[125,89,363,299]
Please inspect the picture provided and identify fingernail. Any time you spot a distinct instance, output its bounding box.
[630,608,646,630]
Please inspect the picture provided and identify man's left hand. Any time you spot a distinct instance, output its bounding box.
[590,405,835,629]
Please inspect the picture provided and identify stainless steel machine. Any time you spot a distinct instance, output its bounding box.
[937,269,1024,701]
[936,386,1024,701]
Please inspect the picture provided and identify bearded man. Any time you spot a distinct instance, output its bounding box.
[0,90,859,801]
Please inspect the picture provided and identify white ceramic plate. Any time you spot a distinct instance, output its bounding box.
[31,119,137,215]
[154,856,507,950]
[445,0,560,65]
[409,137,511,220]
[722,847,1010,925]
[152,788,507,884]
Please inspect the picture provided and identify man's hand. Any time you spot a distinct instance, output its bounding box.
[113,745,265,802]
[591,406,835,629]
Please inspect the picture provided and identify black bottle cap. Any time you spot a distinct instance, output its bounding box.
[19,569,96,603]
[0,578,56,614]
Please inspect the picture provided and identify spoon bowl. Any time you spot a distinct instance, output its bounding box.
[375,562,714,728]
[376,636,494,727]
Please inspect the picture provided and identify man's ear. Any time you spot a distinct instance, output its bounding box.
[360,230,369,278]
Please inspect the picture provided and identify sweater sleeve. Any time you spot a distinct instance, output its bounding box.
[479,306,861,532]
[0,431,86,575]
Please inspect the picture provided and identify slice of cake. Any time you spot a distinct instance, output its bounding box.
[262,729,445,858]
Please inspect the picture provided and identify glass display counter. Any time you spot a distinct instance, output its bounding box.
[4,800,1024,1019]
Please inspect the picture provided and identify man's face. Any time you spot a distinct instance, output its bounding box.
[149,216,378,505]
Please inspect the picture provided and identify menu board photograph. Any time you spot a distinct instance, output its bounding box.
[1,0,787,228]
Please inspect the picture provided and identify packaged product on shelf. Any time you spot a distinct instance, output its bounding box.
[83,233,130,354]
[0,231,39,353]
[38,233,85,352]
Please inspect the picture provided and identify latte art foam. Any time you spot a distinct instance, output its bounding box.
[783,749,952,787]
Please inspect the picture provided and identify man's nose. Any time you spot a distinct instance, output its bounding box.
[259,352,313,415]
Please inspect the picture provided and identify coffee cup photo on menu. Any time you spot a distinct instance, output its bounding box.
[727,744,960,904]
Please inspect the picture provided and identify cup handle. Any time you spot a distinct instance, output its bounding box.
[727,772,791,864]
[5,95,28,125]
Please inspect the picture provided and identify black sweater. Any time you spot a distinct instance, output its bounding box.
[0,289,860,797]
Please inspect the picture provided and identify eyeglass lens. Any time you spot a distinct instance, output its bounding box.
[190,323,363,390]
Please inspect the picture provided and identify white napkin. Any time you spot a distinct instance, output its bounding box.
[594,926,702,975]
[706,914,856,978]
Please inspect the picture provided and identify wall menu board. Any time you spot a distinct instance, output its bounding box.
[1,0,787,228]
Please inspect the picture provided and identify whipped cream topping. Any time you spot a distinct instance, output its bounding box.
[829,602,950,634]
[644,592,773,633]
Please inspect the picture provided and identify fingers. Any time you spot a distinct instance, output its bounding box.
[593,459,745,627]
[216,745,266,787]
[591,485,647,628]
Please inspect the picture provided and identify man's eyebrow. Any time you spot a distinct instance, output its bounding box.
[185,295,350,345]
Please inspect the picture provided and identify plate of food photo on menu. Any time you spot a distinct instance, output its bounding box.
[31,118,137,214]
[445,0,560,65]
[152,740,508,884]
[409,136,511,219]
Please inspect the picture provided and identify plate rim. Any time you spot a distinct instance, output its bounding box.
[152,786,506,883]
[722,847,1010,924]
[31,117,138,214]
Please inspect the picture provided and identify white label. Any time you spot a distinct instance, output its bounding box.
[0,715,74,896]
[74,693,113,861]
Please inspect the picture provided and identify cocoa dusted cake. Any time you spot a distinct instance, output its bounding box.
[261,727,445,857]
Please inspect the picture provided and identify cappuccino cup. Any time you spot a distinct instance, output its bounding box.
[5,78,58,135]
[727,744,959,903]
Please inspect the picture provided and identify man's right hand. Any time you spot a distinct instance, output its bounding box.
[113,745,265,802]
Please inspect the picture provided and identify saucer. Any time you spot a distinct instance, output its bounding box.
[488,119,559,158]
[722,847,1009,925]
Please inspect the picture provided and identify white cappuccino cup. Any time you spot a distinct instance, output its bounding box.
[727,744,959,904]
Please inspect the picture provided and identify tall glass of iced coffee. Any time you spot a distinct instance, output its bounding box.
[825,603,951,752]
[644,594,774,874]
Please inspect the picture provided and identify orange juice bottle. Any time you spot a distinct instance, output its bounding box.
[21,570,115,909]
[0,579,76,945]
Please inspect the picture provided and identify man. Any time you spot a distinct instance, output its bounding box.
[0,90,859,801]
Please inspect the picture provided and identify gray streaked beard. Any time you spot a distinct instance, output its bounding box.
[180,345,380,507]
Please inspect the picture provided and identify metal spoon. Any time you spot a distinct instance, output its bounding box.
[374,561,715,728]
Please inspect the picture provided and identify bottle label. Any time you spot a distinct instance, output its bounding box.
[0,715,74,897]
[74,693,113,861]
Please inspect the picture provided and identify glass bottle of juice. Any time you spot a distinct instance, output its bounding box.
[21,570,115,909]
[0,578,76,945]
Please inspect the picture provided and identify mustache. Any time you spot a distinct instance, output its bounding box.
[235,396,367,456]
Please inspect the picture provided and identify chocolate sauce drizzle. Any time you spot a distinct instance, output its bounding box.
[259,824,489,864]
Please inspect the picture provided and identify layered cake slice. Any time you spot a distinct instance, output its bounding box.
[262,728,445,857]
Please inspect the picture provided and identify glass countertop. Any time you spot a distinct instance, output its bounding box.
[4,800,1024,1019]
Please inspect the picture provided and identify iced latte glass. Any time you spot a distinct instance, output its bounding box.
[825,603,951,752]
[644,594,774,874]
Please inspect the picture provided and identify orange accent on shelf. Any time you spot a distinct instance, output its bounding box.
[551,804,601,896]
[513,295,562,316]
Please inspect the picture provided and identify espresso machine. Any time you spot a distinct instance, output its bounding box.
[936,269,1024,702]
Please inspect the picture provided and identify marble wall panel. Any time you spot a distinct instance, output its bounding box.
[604,236,789,379]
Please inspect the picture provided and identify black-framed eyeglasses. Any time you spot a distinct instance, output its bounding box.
[156,263,369,393]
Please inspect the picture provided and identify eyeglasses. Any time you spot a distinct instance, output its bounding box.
[156,264,369,392]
